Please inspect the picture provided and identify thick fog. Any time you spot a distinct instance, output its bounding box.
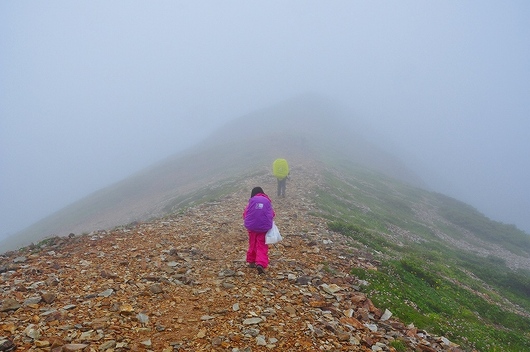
[1,1,529,241]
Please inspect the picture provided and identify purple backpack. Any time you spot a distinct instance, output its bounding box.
[244,195,273,232]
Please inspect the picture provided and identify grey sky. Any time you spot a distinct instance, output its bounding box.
[1,1,529,241]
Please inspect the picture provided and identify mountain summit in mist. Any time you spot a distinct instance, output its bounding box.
[1,95,422,252]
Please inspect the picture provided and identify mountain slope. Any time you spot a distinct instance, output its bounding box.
[1,95,422,252]
[315,163,530,270]
[0,167,464,352]
[1,164,529,351]
[3,96,530,350]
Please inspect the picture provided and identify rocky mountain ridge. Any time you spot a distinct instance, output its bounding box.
[1,167,463,352]
[2,96,425,253]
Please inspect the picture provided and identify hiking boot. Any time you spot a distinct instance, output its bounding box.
[256,265,265,275]
[248,263,256,268]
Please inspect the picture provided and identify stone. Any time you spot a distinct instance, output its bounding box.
[98,288,114,297]
[120,303,135,315]
[380,308,392,321]
[24,324,40,339]
[137,312,149,324]
[196,329,207,338]
[236,325,254,338]
[243,317,263,325]
[256,335,267,345]
[284,305,297,316]
[0,299,21,312]
[79,331,93,340]
[218,269,236,277]
[337,331,350,341]
[24,296,42,305]
[365,323,378,332]
[211,336,223,346]
[296,276,312,285]
[0,339,15,352]
[320,283,343,294]
[340,316,365,330]
[1,324,15,334]
[222,282,236,289]
[42,292,57,303]
[34,340,50,348]
[150,283,163,294]
[350,292,366,304]
[314,328,325,338]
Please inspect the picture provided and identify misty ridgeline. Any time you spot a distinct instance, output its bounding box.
[1,96,530,351]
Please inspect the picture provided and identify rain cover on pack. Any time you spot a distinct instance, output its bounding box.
[273,158,289,179]
[244,195,273,232]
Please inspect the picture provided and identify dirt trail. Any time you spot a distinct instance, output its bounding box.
[0,166,461,351]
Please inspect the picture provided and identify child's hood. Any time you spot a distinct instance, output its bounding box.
[253,193,272,202]
[243,193,275,219]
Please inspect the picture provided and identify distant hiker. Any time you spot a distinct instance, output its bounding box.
[243,187,275,274]
[272,158,289,197]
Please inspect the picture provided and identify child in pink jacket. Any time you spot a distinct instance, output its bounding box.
[243,187,275,274]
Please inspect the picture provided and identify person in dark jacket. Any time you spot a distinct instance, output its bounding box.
[243,187,275,274]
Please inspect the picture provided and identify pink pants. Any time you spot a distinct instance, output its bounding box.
[246,231,269,268]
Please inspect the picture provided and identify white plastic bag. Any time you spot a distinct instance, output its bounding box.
[265,222,282,244]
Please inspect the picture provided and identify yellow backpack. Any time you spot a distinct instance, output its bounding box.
[272,158,289,179]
